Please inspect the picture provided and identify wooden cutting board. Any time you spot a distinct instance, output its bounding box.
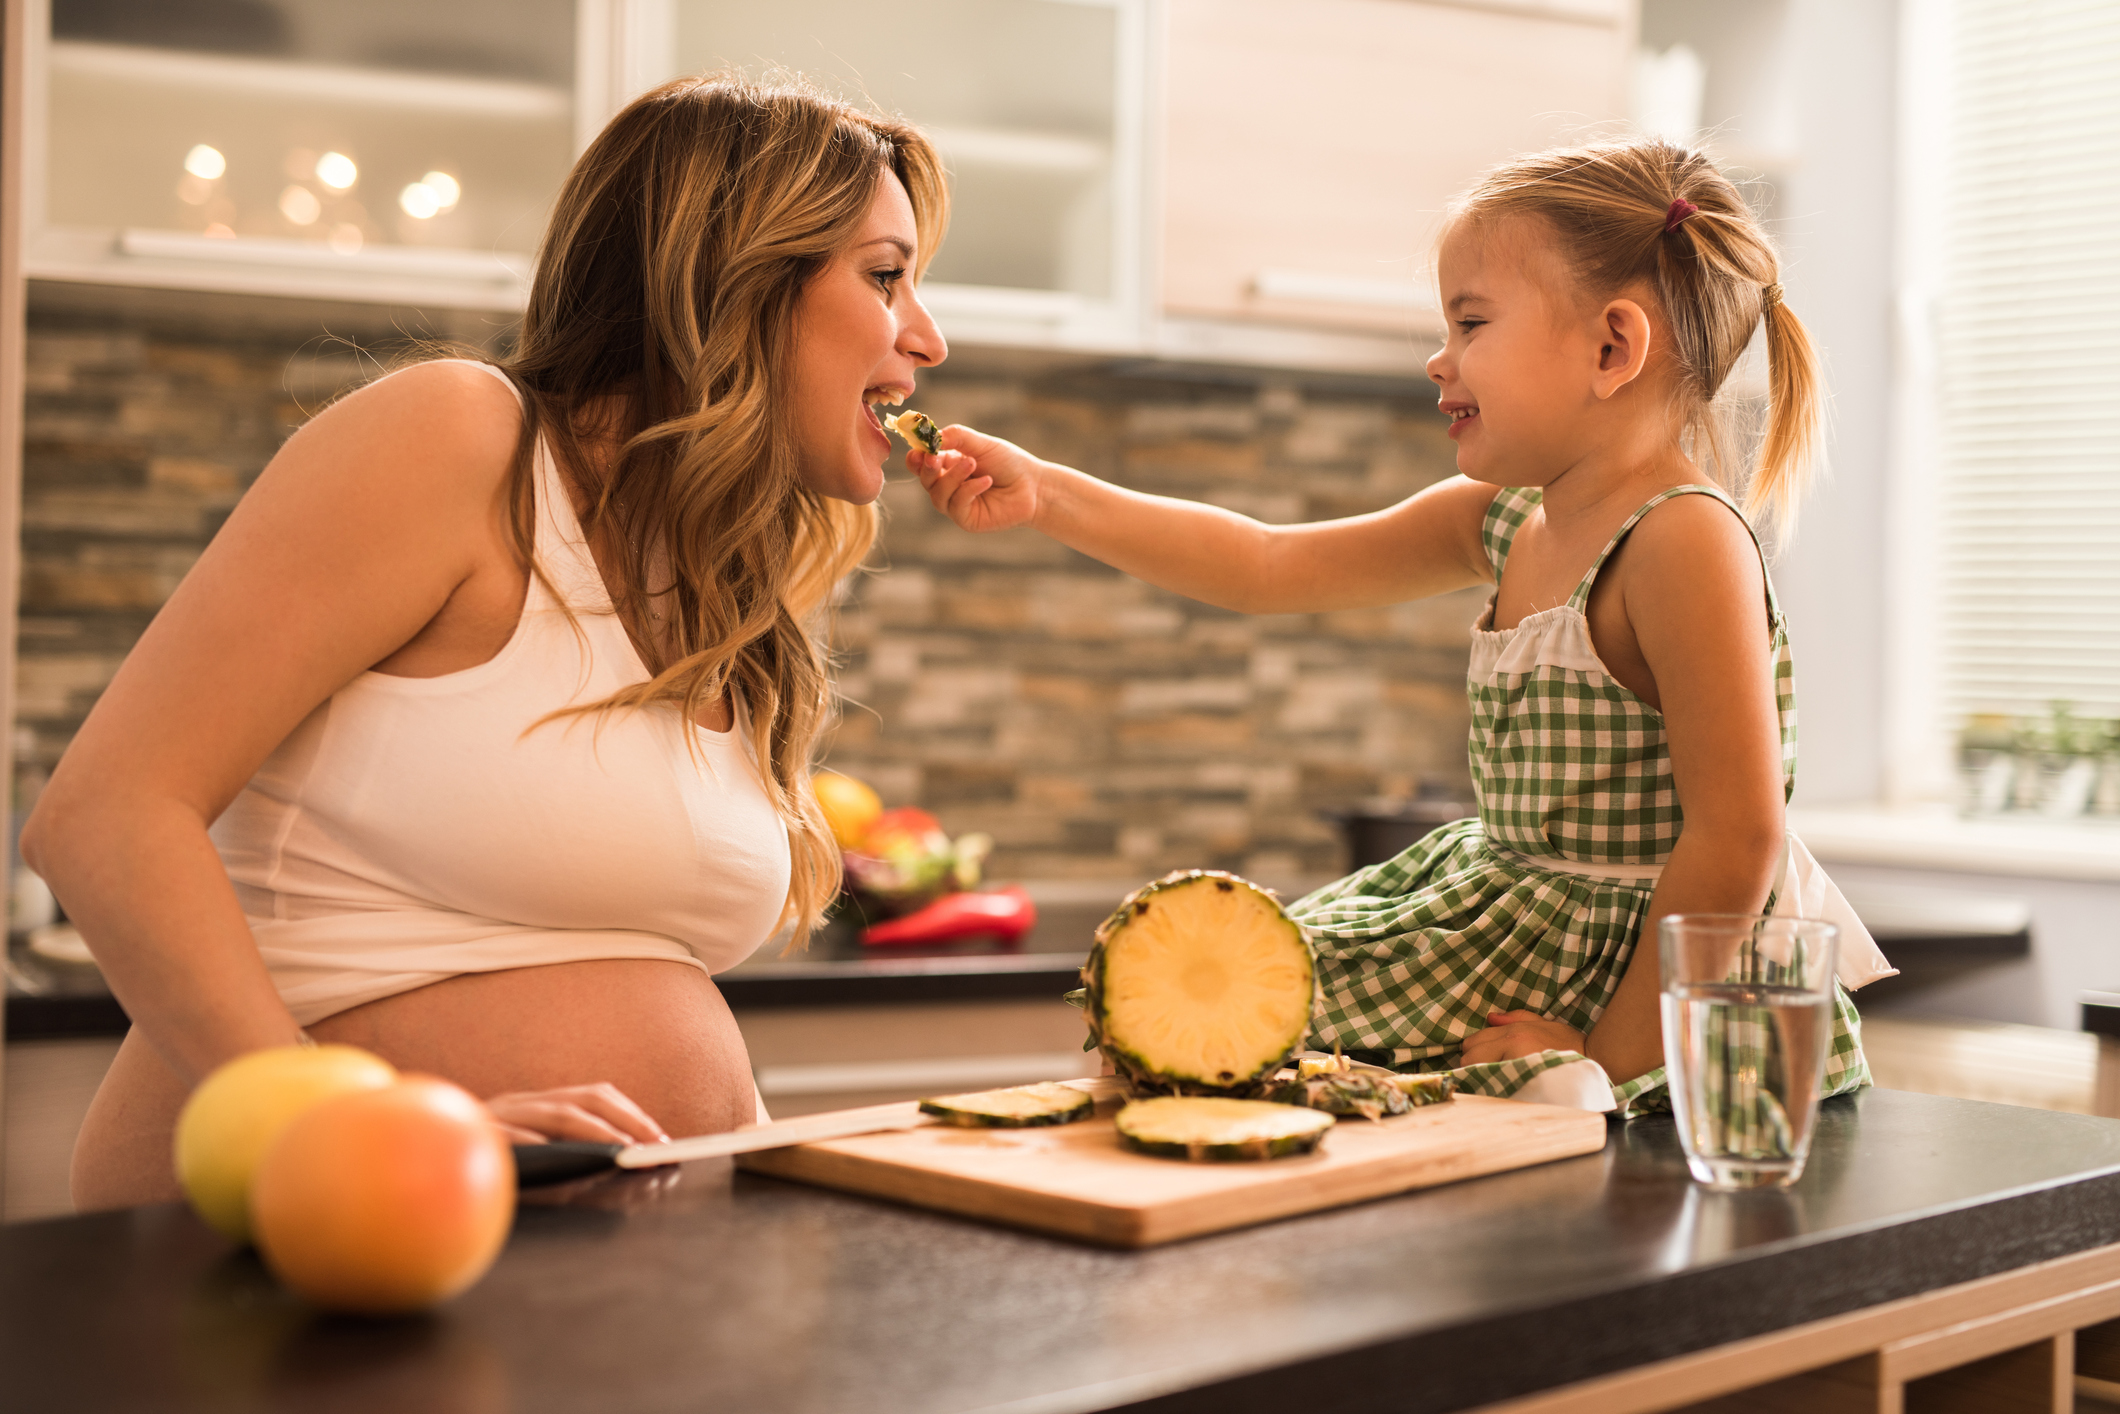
[737,1088,1608,1248]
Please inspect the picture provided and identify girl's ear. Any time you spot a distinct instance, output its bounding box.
[1592,298,1653,399]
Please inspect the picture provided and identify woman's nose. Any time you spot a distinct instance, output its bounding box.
[902,291,948,368]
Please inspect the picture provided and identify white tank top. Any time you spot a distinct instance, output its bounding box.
[212,361,792,1025]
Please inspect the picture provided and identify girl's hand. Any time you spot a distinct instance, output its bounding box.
[485,1082,671,1147]
[1459,1010,1588,1065]
[907,425,1046,534]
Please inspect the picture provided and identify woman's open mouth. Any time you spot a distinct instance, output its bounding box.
[862,388,903,445]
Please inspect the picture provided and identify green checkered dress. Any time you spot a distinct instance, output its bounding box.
[1288,484,1870,1112]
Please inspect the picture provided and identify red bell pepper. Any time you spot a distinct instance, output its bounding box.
[859,886,1037,947]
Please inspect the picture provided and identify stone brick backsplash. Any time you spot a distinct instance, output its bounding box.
[16,301,1482,883]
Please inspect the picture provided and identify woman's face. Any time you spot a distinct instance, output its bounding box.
[788,170,947,503]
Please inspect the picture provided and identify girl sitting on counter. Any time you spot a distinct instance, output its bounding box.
[906,139,1893,1108]
[25,75,951,1209]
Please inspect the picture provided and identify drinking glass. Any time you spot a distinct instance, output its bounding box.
[1659,914,1839,1190]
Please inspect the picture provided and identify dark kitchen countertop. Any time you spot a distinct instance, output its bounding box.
[2,887,1122,1040]
[4,1088,2119,1413]
[1,875,2044,1040]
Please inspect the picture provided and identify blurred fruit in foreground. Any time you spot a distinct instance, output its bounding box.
[813,771,883,849]
[251,1077,516,1314]
[842,805,994,917]
[174,1044,398,1243]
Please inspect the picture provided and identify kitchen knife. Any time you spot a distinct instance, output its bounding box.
[511,1099,930,1187]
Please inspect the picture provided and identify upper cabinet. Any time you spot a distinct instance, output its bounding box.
[1156,0,1636,364]
[17,0,1637,373]
[665,0,1151,352]
[25,0,581,307]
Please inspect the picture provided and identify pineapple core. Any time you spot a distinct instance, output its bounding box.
[1099,879,1313,1085]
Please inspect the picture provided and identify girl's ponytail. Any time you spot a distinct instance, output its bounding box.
[1754,287,1822,532]
[1448,140,1819,539]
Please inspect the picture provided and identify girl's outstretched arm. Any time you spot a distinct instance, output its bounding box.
[1461,495,1786,1084]
[909,425,1496,612]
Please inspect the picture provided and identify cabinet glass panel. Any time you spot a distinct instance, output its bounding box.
[673,0,1120,302]
[45,0,575,260]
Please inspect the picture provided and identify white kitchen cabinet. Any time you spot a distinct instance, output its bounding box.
[15,0,1639,373]
[1157,0,1637,352]
[21,0,591,309]
[665,0,1153,354]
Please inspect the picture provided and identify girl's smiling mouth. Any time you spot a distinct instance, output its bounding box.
[1441,400,1479,439]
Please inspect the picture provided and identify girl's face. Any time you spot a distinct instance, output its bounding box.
[788,170,947,504]
[1424,222,1611,488]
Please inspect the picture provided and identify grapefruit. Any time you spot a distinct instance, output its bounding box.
[814,770,883,848]
[174,1043,398,1243]
[250,1077,516,1314]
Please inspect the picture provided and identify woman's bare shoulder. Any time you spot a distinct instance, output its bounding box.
[292,359,524,493]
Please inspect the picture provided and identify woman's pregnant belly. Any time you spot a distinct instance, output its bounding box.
[70,958,752,1212]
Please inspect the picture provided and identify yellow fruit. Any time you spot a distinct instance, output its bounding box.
[813,770,883,849]
[252,1077,515,1314]
[174,1044,397,1243]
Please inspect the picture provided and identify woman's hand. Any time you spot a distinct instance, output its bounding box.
[485,1082,671,1147]
[907,425,1046,534]
[1459,1010,1587,1065]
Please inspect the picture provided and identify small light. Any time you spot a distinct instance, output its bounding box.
[279,185,322,225]
[398,182,440,220]
[203,222,235,239]
[419,170,460,212]
[314,151,358,190]
[327,223,363,254]
[183,144,225,180]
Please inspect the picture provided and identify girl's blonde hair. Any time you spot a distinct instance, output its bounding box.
[493,74,948,943]
[1450,139,1820,531]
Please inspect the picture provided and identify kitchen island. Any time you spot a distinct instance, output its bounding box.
[5,1088,2119,1413]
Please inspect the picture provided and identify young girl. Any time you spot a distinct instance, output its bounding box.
[906,139,1892,1109]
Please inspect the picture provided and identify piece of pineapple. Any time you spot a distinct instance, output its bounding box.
[1082,869,1318,1096]
[883,410,942,455]
[1114,1096,1333,1162]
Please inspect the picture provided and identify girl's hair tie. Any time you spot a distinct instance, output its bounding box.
[1762,281,1784,309]
[1662,197,1699,233]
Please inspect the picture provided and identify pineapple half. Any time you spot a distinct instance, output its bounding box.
[1082,870,1318,1096]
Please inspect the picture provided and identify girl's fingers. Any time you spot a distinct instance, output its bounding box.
[946,476,994,518]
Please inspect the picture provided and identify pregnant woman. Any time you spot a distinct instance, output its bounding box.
[25,75,949,1210]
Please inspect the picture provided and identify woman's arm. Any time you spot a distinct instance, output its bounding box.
[911,427,1497,612]
[25,362,516,1081]
[23,362,657,1145]
[1463,498,1785,1083]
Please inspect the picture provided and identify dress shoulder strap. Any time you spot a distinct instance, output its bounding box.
[1480,486,1543,579]
[427,360,612,613]
[1566,483,1781,623]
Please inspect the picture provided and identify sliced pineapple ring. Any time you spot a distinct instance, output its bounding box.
[1085,870,1317,1095]
[918,1082,1093,1128]
[1114,1096,1333,1162]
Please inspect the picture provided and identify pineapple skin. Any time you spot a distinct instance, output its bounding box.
[1080,869,1320,1099]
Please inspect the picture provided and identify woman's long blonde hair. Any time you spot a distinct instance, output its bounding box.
[494,74,947,942]
[1450,139,1821,532]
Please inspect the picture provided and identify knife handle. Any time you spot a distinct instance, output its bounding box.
[512,1141,625,1187]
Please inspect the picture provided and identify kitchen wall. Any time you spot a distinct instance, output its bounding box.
[13,290,1481,889]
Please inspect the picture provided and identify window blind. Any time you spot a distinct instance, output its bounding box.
[1936,0,2120,721]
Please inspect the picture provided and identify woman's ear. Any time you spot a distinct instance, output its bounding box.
[1591,298,1653,399]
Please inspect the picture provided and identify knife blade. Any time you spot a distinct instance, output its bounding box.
[511,1099,929,1187]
